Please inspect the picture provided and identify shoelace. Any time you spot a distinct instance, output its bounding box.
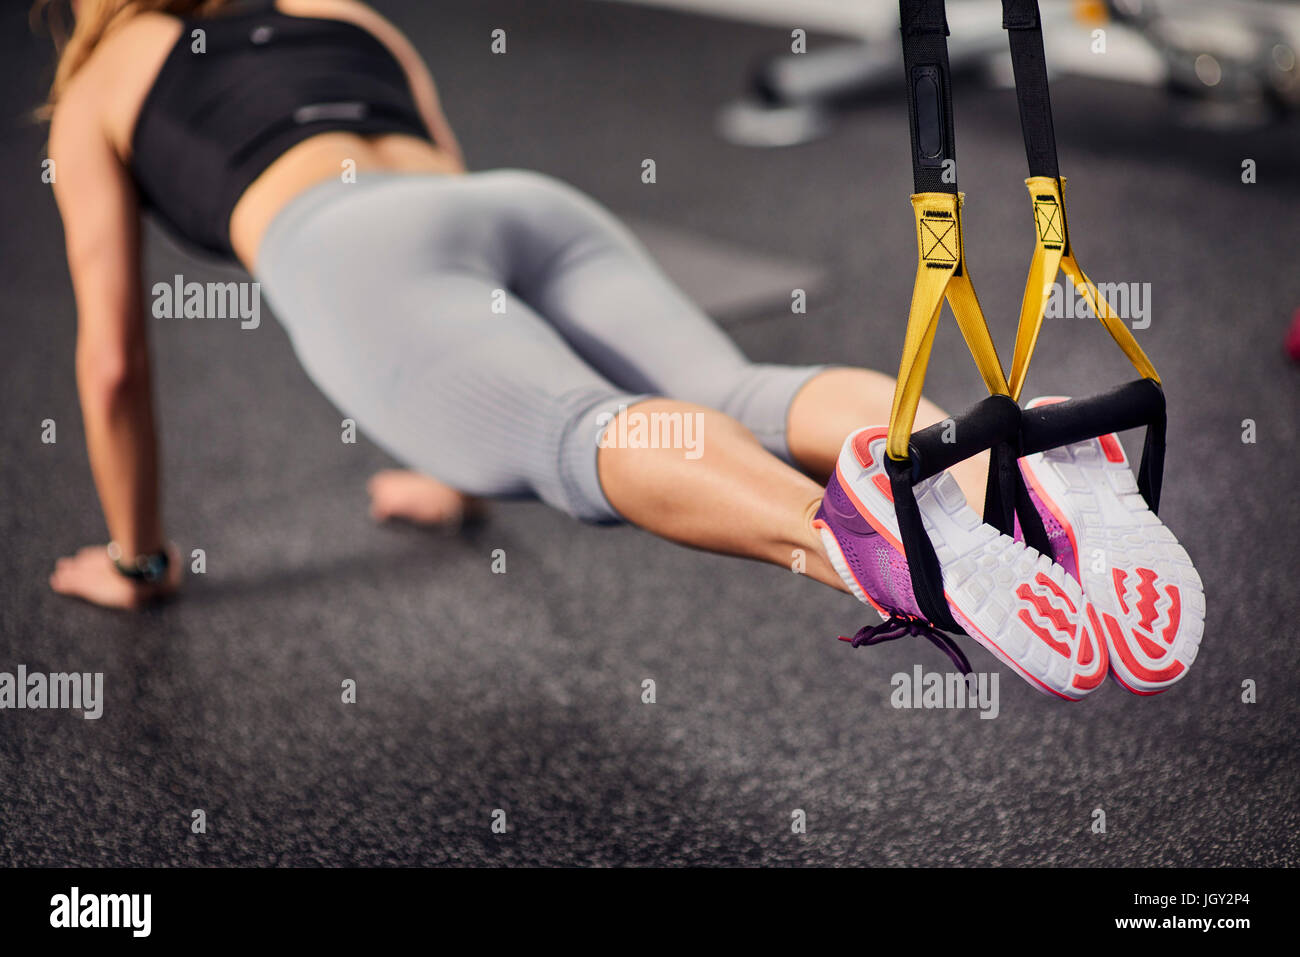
[838,612,972,676]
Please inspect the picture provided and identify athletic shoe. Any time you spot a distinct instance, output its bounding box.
[1017,396,1205,694]
[815,427,1108,700]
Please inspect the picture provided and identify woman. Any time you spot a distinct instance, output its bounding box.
[38,0,1141,699]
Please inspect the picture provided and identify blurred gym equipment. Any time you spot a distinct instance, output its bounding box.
[716,0,1300,145]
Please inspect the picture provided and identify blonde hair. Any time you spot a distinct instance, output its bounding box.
[30,0,233,120]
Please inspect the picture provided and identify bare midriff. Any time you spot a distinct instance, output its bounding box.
[229,131,465,271]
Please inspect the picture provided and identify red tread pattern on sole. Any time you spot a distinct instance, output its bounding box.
[851,428,887,468]
[1035,572,1077,613]
[1133,628,1167,659]
[1104,611,1185,685]
[1016,583,1078,641]
[1071,606,1110,692]
[1160,586,1182,646]
[1134,568,1162,633]
[1098,433,1126,463]
[872,474,894,502]
[1018,609,1070,657]
[1077,621,1095,667]
[1112,568,1130,613]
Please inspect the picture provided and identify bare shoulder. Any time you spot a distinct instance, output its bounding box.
[84,10,185,72]
[279,0,415,55]
[63,12,185,161]
[279,0,395,30]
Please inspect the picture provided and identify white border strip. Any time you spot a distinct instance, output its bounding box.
[595,0,891,36]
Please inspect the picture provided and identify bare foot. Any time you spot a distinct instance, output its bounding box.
[367,470,484,527]
[50,543,182,610]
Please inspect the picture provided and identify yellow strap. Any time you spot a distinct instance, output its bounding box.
[1007,176,1159,401]
[887,192,1010,460]
[1007,177,1067,400]
[946,270,1009,398]
[1061,256,1160,383]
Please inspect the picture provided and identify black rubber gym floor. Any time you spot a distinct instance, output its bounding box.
[2,0,1297,866]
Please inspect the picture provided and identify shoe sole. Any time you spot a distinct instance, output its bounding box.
[819,428,1109,701]
[1020,398,1205,694]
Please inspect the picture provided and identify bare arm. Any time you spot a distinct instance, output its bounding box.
[48,83,172,604]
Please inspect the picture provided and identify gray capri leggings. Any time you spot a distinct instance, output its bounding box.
[255,169,826,522]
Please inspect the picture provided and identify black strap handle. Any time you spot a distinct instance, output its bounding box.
[1020,378,1167,512]
[899,0,958,194]
[903,394,1019,482]
[886,395,1026,632]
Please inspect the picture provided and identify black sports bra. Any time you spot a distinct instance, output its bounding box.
[130,0,432,257]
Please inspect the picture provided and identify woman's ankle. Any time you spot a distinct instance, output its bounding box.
[793,491,846,593]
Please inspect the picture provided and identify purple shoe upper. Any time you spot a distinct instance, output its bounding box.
[819,470,974,673]
[817,470,924,620]
[1013,476,1079,581]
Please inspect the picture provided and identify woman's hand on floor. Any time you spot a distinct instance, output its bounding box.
[49,543,181,610]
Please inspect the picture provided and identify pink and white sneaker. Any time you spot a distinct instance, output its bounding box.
[815,427,1109,700]
[1016,397,1205,695]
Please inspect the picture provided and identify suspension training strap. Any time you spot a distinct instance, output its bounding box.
[888,0,1009,463]
[1000,0,1160,401]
